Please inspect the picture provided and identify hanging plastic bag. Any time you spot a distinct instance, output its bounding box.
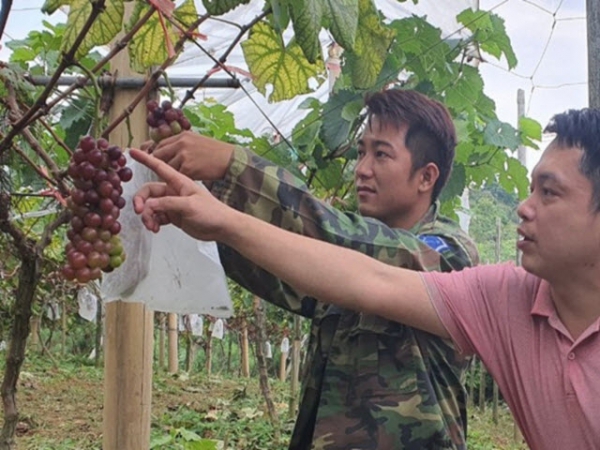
[100,155,232,317]
[189,314,204,337]
[211,318,224,340]
[78,286,98,322]
[264,341,272,359]
[280,337,290,355]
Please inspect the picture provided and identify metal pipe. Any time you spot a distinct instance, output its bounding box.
[27,75,240,89]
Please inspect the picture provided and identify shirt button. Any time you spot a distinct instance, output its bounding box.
[568,352,576,360]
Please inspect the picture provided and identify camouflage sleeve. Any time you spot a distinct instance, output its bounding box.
[212,146,478,316]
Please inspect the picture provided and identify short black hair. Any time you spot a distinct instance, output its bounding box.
[544,108,600,212]
[364,89,456,203]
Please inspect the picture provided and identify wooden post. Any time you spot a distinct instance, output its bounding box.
[102,4,154,449]
[279,350,287,382]
[240,319,250,377]
[61,298,67,355]
[158,312,166,370]
[289,315,301,416]
[168,313,179,374]
[29,316,40,351]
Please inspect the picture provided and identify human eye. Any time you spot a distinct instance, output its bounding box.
[375,150,389,158]
[357,149,365,159]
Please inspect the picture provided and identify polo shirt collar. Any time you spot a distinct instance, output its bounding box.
[530,280,600,344]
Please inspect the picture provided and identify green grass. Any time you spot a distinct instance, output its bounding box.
[5,356,527,449]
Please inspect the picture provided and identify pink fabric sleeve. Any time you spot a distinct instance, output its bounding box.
[420,263,533,360]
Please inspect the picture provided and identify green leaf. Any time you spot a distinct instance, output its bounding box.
[42,0,71,15]
[518,116,542,150]
[483,119,520,151]
[458,8,518,69]
[344,0,394,89]
[127,0,199,72]
[61,0,124,59]
[202,0,251,15]
[322,0,359,51]
[443,64,483,112]
[439,162,466,203]
[241,21,326,102]
[269,0,291,32]
[314,159,344,191]
[320,89,362,151]
[289,0,324,63]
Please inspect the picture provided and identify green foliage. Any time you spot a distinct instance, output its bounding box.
[241,22,326,102]
[469,184,520,264]
[202,0,252,16]
[60,0,124,59]
[127,0,198,72]
[289,0,358,63]
[343,0,395,89]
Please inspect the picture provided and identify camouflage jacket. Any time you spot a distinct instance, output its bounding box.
[212,147,479,450]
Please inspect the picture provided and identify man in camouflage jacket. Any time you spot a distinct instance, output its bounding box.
[145,89,479,449]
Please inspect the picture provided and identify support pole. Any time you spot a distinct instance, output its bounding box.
[102,4,154,449]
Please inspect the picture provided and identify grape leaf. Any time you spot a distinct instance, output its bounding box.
[344,0,394,89]
[128,0,198,72]
[458,8,517,69]
[289,0,324,63]
[202,0,251,15]
[41,0,71,15]
[60,0,124,59]
[241,21,325,102]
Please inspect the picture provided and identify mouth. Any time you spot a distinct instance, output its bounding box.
[517,227,535,248]
[356,186,376,194]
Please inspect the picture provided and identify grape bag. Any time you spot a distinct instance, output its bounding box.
[100,153,232,317]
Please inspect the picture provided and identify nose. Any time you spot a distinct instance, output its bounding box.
[517,195,535,221]
[355,154,373,180]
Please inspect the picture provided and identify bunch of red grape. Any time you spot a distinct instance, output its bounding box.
[62,135,133,284]
[146,99,191,143]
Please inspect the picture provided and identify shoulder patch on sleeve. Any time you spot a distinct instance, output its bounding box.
[418,234,451,253]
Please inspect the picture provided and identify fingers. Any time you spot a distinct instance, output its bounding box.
[133,182,169,213]
[130,149,196,194]
[139,140,156,153]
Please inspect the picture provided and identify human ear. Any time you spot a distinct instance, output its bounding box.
[418,163,439,194]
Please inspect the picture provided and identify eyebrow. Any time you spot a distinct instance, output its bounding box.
[357,138,393,148]
[535,172,564,187]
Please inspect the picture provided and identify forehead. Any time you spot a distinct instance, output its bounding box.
[532,143,587,186]
[360,115,408,140]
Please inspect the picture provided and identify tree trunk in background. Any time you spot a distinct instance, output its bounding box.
[252,297,279,428]
[0,250,40,450]
[240,319,250,378]
[289,315,301,417]
[168,313,178,374]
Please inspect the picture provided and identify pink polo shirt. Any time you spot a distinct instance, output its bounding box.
[422,263,600,450]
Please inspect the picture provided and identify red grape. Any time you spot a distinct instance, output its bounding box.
[62,135,131,283]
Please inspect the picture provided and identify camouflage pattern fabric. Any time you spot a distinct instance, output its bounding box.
[212,147,479,450]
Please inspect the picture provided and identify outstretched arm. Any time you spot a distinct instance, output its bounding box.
[130,149,449,338]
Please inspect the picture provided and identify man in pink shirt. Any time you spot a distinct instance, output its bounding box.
[130,107,600,449]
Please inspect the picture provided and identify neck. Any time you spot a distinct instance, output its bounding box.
[390,199,433,230]
[549,274,600,339]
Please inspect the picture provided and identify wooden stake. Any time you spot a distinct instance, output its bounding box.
[158,312,166,370]
[168,313,179,374]
[103,4,153,448]
[240,319,250,377]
